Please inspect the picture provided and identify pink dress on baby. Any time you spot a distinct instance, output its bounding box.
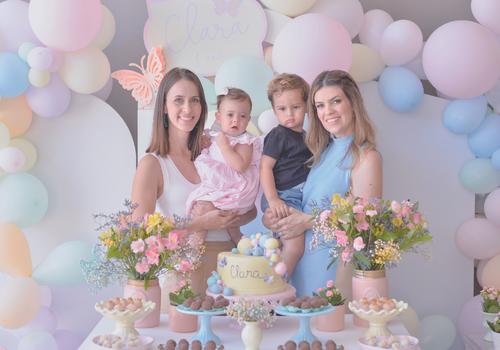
[186,131,262,215]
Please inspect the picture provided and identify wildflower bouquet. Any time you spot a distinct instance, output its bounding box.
[226,299,276,327]
[314,280,345,306]
[487,313,500,333]
[81,200,204,289]
[311,194,432,271]
[480,287,500,313]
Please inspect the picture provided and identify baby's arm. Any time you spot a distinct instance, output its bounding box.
[216,133,253,173]
[260,155,290,219]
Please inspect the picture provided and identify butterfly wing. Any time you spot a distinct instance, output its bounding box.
[227,0,242,16]
[145,46,166,91]
[111,70,153,108]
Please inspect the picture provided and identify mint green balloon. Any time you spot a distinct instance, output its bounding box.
[0,172,48,227]
[198,75,217,111]
[459,158,500,194]
[33,240,92,287]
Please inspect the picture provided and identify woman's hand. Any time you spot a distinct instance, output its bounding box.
[275,208,311,240]
[194,209,239,231]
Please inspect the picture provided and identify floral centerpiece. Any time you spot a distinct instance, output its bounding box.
[314,280,345,306]
[480,287,500,313]
[313,279,346,332]
[169,280,197,306]
[488,313,500,333]
[226,299,276,328]
[311,194,432,271]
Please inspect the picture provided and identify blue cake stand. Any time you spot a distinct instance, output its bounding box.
[274,305,335,343]
[176,305,226,345]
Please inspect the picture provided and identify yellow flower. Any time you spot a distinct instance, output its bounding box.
[146,212,163,233]
[99,229,113,241]
[392,217,404,227]
[102,238,115,248]
[331,194,342,206]
[373,240,401,265]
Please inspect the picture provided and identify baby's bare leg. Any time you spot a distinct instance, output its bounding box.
[191,201,216,244]
[281,233,305,277]
[227,226,243,247]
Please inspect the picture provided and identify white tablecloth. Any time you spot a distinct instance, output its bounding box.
[79,314,410,349]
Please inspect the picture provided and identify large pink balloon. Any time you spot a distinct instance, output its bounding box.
[482,253,500,289]
[28,0,102,52]
[423,21,500,99]
[455,218,500,259]
[272,13,352,84]
[359,9,393,51]
[471,0,500,36]
[484,188,500,227]
[457,295,484,344]
[380,20,423,66]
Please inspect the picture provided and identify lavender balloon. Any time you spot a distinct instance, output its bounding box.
[53,329,84,350]
[0,0,41,52]
[26,74,71,118]
[18,331,57,350]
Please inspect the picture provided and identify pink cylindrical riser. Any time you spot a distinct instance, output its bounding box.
[124,279,161,328]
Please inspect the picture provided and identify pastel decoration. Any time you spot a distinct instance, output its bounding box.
[9,138,37,171]
[0,276,41,329]
[208,284,222,294]
[0,52,30,97]
[263,46,273,69]
[18,331,58,350]
[90,5,116,50]
[18,42,37,62]
[0,122,9,148]
[422,20,500,99]
[459,158,500,194]
[0,146,26,173]
[264,238,280,249]
[272,13,352,84]
[246,120,261,136]
[18,307,57,336]
[0,172,49,228]
[199,76,217,111]
[476,259,488,287]
[223,287,233,296]
[263,10,290,45]
[53,329,85,350]
[359,9,393,51]
[215,55,273,116]
[379,20,423,66]
[28,68,50,88]
[28,0,102,52]
[308,0,364,39]
[457,295,484,342]
[0,328,19,350]
[481,253,500,289]
[0,95,33,137]
[243,248,252,256]
[485,188,500,226]
[0,0,41,52]
[349,43,385,83]
[485,79,500,112]
[257,109,279,135]
[26,74,71,118]
[92,77,113,102]
[455,217,500,259]
[27,47,53,70]
[0,223,32,277]
[259,0,317,17]
[270,253,279,263]
[378,67,424,113]
[39,285,52,308]
[60,47,110,94]
[32,240,92,287]
[471,0,500,36]
[402,47,427,80]
[47,50,62,73]
[237,237,253,254]
[396,306,419,337]
[492,149,500,170]
[419,315,456,350]
[207,275,217,286]
[467,113,500,157]
[442,96,487,134]
[274,262,287,276]
[258,234,269,248]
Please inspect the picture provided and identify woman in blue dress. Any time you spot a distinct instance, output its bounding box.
[263,70,382,299]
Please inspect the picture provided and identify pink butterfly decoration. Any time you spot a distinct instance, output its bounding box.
[111,46,166,108]
[212,0,242,17]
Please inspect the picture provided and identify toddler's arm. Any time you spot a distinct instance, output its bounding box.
[260,155,290,219]
[216,133,253,173]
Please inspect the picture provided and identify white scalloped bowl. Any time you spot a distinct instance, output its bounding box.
[91,335,154,350]
[95,300,156,322]
[358,335,419,350]
[348,299,408,337]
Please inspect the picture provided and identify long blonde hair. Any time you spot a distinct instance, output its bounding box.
[146,67,207,160]
[306,70,376,167]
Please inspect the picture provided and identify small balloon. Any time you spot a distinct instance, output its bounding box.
[18,42,37,62]
[90,5,116,50]
[0,95,33,137]
[18,331,57,350]
[27,47,53,70]
[26,74,71,118]
[459,158,500,194]
[9,138,37,171]
[28,69,50,88]
[359,9,393,50]
[0,223,32,277]
[442,96,487,134]
[419,314,456,350]
[0,276,40,329]
[378,67,424,113]
[0,146,26,173]
[0,52,30,97]
[349,43,385,83]
[257,109,279,134]
[468,113,500,158]
[455,217,500,259]
[484,188,500,226]
[482,253,500,289]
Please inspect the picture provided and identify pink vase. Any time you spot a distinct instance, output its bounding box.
[313,303,346,332]
[124,279,161,328]
[168,304,198,332]
[352,269,389,327]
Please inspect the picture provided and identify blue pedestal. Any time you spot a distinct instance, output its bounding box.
[275,305,335,343]
[176,306,226,345]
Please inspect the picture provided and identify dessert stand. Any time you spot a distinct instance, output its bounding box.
[176,305,226,345]
[348,299,408,337]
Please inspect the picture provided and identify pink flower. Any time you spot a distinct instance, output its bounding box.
[130,239,145,254]
[335,230,348,247]
[165,231,179,250]
[326,290,333,297]
[341,248,353,263]
[353,205,364,214]
[401,203,411,217]
[391,201,401,213]
[366,210,377,217]
[145,248,159,265]
[135,259,150,274]
[412,213,422,224]
[326,280,334,288]
[145,235,159,248]
[316,287,324,293]
[355,221,369,231]
[353,237,366,251]
[179,260,192,272]
[320,210,331,222]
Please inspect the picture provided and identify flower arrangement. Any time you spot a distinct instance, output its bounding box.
[311,194,432,271]
[226,299,276,327]
[81,200,204,289]
[480,287,500,313]
[314,280,345,306]
[169,279,197,306]
[487,313,500,333]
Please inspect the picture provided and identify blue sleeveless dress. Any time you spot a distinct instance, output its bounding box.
[291,134,353,296]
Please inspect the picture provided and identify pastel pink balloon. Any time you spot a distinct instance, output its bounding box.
[274,262,287,276]
[380,20,423,66]
[458,295,484,341]
[359,9,393,50]
[455,217,500,259]
[484,188,500,226]
[482,253,500,289]
[471,0,500,36]
[423,20,500,99]
[272,13,352,84]
[28,0,102,52]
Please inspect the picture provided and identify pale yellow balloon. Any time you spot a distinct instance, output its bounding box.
[264,46,273,70]
[0,223,32,277]
[246,120,262,136]
[260,0,317,17]
[349,43,386,83]
[91,5,116,49]
[0,121,10,148]
[9,138,37,171]
[0,95,33,137]
[28,68,51,88]
[0,276,40,328]
[396,305,420,337]
[481,253,500,289]
[60,47,111,94]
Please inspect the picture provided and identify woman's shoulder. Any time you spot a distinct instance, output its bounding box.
[137,154,163,178]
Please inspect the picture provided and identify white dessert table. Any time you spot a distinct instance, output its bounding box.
[79,314,411,349]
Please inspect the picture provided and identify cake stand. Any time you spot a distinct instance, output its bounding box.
[274,304,334,343]
[348,299,408,337]
[176,305,226,345]
[94,300,156,338]
[206,284,296,304]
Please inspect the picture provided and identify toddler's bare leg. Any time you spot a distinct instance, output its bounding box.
[227,226,243,246]
[281,233,305,277]
[191,201,216,244]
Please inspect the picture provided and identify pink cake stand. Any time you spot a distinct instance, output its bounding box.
[206,284,296,303]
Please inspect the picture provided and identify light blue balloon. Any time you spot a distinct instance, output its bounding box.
[378,67,424,113]
[33,240,92,287]
[468,113,500,158]
[214,55,273,116]
[419,314,456,350]
[198,75,217,111]
[492,149,500,170]
[442,96,487,134]
[459,158,500,194]
[0,172,48,227]
[0,52,29,97]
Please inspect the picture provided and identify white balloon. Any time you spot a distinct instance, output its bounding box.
[28,68,50,88]
[257,109,279,134]
[380,20,423,66]
[90,5,116,49]
[18,331,57,350]
[419,314,456,350]
[309,0,364,39]
[484,188,500,226]
[359,9,393,50]
[0,146,26,173]
[471,0,500,36]
[263,9,291,44]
